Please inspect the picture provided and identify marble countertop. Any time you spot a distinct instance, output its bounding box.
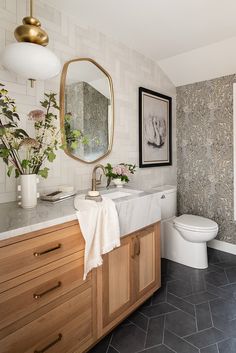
[0,187,162,242]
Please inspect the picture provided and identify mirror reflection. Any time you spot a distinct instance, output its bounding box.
[60,59,114,163]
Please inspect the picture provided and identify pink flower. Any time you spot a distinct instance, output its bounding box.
[28,110,45,122]
[112,165,130,177]
[19,137,40,149]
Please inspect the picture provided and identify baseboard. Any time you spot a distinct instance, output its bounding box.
[208,239,236,255]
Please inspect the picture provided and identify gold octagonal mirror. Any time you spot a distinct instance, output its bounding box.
[60,58,114,163]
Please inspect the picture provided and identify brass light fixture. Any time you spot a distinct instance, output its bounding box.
[1,0,61,86]
[14,0,49,46]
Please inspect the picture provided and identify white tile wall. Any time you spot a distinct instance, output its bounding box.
[0,0,177,203]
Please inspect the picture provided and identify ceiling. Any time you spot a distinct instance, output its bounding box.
[47,0,236,85]
[47,0,236,60]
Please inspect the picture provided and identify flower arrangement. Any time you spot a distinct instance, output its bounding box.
[0,84,60,178]
[105,162,136,186]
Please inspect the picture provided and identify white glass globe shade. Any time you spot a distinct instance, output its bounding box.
[1,42,61,80]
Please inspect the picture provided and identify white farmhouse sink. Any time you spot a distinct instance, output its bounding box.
[74,188,161,237]
[102,188,142,200]
[104,191,132,199]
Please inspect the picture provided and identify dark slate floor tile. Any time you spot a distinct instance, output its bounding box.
[128,311,148,331]
[225,267,236,283]
[191,277,206,293]
[204,270,229,287]
[167,279,193,298]
[184,291,218,304]
[185,327,225,349]
[165,261,193,281]
[91,249,236,353]
[111,324,146,353]
[140,302,177,318]
[220,283,236,296]
[164,329,198,353]
[218,338,236,353]
[108,348,119,353]
[212,315,236,338]
[165,310,197,337]
[205,282,233,301]
[161,258,168,275]
[88,333,112,353]
[140,297,153,309]
[145,316,165,348]
[208,249,236,265]
[200,344,218,353]
[167,292,195,316]
[152,285,167,305]
[196,302,212,330]
[139,344,175,353]
[208,248,222,264]
[210,298,236,321]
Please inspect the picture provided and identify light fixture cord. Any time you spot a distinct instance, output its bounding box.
[30,0,33,17]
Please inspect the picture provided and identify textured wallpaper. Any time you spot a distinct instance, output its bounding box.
[177,75,236,244]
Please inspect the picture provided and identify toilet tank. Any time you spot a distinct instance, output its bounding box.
[153,185,177,220]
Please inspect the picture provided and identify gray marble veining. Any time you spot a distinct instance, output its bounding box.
[0,187,161,241]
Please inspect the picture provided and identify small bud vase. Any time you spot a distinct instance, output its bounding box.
[113,178,127,188]
[18,174,39,209]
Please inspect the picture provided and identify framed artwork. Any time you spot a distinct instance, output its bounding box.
[139,87,172,168]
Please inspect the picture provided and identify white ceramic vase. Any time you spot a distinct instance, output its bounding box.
[18,174,39,209]
[113,178,127,188]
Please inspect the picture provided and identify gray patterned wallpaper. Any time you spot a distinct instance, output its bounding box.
[177,75,236,244]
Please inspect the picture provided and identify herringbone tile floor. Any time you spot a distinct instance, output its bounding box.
[89,248,236,353]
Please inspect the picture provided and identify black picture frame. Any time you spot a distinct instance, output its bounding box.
[139,87,172,168]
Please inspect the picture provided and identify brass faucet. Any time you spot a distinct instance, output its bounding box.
[91,164,106,191]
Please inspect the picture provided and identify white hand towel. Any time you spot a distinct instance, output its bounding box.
[74,196,120,279]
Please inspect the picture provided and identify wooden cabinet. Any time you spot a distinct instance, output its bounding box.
[101,235,134,328]
[97,222,161,336]
[0,221,96,353]
[135,224,161,300]
[0,220,161,352]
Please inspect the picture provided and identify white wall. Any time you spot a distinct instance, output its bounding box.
[0,0,176,203]
[159,36,236,86]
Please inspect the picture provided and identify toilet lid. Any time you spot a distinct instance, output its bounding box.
[174,214,218,231]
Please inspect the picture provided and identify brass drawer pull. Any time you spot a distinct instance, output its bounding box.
[131,238,136,259]
[136,238,140,256]
[34,333,62,353]
[34,281,62,299]
[34,243,62,257]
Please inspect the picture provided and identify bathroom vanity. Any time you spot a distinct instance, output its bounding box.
[0,190,161,353]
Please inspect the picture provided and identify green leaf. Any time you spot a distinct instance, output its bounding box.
[38,167,49,179]
[15,169,20,178]
[72,129,81,138]
[7,165,14,177]
[47,151,56,162]
[14,129,29,138]
[21,159,29,169]
[70,141,78,150]
[0,127,5,136]
[0,148,9,158]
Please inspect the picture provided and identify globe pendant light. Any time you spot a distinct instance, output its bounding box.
[1,0,61,85]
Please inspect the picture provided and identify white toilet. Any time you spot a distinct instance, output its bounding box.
[153,185,218,269]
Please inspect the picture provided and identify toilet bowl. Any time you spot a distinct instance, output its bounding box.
[152,185,218,269]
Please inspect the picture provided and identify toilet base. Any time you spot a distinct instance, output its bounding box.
[161,218,208,269]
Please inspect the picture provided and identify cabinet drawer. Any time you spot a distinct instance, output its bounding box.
[1,284,94,353]
[0,257,89,332]
[0,224,84,284]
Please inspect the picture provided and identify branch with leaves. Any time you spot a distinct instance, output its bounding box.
[0,84,61,179]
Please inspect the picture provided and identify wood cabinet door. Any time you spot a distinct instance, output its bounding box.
[101,236,135,327]
[135,223,161,300]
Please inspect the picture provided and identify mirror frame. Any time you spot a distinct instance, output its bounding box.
[60,57,114,164]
